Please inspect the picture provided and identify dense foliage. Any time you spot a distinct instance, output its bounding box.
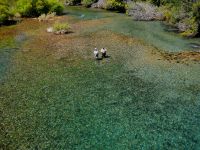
[16,0,64,17]
[0,0,64,25]
[1,0,200,37]
[82,0,97,7]
[134,0,200,37]
[53,22,70,31]
[65,0,81,5]
[104,0,125,12]
[0,0,13,24]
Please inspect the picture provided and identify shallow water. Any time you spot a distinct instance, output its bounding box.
[1,6,200,149]
[0,30,27,81]
[66,7,200,52]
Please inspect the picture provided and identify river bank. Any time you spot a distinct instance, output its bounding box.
[1,7,200,149]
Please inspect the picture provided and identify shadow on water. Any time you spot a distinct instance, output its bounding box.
[0,20,18,27]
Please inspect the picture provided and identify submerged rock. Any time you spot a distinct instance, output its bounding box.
[127,2,163,21]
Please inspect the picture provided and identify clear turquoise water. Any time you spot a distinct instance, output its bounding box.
[66,7,200,52]
[0,31,27,82]
[1,6,200,149]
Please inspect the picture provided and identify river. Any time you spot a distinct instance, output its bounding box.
[1,6,200,149]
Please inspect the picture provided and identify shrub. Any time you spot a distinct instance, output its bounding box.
[16,0,64,17]
[82,0,96,7]
[105,0,125,12]
[193,1,200,23]
[0,0,14,24]
[192,1,200,36]
[38,12,56,21]
[0,2,10,24]
[180,17,198,37]
[66,0,81,5]
[47,0,64,15]
[35,0,49,15]
[53,22,70,32]
[16,0,33,17]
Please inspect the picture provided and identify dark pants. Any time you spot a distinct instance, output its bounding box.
[102,52,106,58]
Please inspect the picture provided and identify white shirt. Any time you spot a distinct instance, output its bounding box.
[94,50,98,55]
[101,48,106,53]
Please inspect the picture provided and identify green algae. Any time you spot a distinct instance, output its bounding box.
[1,7,200,149]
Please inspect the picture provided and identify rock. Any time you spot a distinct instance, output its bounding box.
[127,2,163,21]
[54,30,68,35]
[91,0,106,8]
[177,22,190,32]
[47,27,54,33]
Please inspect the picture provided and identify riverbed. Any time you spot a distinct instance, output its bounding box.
[1,7,200,149]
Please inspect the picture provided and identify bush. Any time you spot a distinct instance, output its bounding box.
[105,0,125,12]
[53,22,70,31]
[82,0,96,7]
[0,0,14,24]
[47,0,64,15]
[35,0,49,15]
[16,0,33,17]
[65,0,81,5]
[193,1,200,23]
[180,17,198,37]
[38,12,56,21]
[16,0,64,17]
[0,2,10,24]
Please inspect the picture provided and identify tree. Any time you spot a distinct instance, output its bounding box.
[0,0,10,24]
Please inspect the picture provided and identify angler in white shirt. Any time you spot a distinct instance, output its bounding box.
[94,48,99,59]
[101,48,107,58]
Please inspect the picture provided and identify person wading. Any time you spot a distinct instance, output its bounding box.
[101,47,107,58]
[94,48,99,59]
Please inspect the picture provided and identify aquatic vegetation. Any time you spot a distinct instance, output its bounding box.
[53,22,71,34]
[38,12,56,21]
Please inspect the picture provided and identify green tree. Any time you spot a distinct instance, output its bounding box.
[16,0,33,17]
[0,0,11,24]
[47,0,64,15]
[82,0,96,7]
[16,0,64,17]
[192,1,200,35]
[105,0,125,12]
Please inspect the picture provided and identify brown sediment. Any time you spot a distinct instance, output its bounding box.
[157,50,200,64]
[11,15,112,65]
[2,14,199,67]
[0,27,17,40]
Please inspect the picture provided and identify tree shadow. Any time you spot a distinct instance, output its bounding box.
[0,20,18,27]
